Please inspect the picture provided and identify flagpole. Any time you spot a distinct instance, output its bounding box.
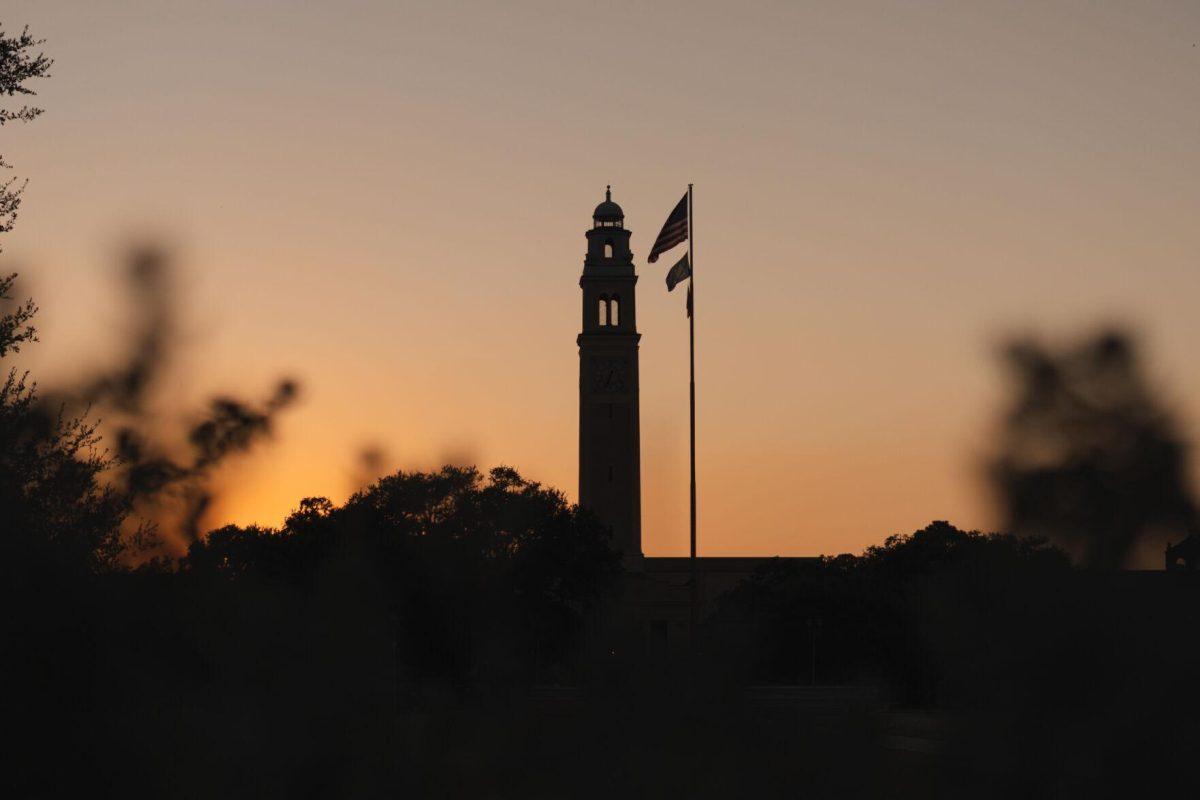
[687,183,698,656]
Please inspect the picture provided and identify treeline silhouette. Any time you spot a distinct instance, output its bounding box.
[188,466,621,688]
[709,521,1069,699]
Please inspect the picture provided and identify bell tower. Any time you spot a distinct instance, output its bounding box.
[578,187,643,561]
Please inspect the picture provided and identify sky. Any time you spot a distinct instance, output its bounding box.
[3,1,1199,557]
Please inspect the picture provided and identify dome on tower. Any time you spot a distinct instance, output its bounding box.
[593,185,624,222]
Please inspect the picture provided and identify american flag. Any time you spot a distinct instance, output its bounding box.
[647,192,689,263]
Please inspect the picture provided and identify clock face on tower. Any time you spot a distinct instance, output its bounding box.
[590,357,628,393]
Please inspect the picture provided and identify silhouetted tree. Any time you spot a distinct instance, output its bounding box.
[184,465,623,688]
[990,329,1196,568]
[0,28,128,574]
[860,519,1068,576]
[0,24,52,254]
[1,275,128,574]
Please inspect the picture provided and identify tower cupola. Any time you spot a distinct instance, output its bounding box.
[585,186,634,266]
[593,185,624,228]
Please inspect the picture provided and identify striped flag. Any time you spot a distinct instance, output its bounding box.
[647,192,688,263]
[665,252,691,291]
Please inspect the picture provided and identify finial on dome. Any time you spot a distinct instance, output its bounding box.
[606,185,611,202]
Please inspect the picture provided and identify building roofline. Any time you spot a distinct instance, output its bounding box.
[643,555,820,573]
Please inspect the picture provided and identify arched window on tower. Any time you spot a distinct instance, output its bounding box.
[598,295,609,326]
[604,240,613,259]
[610,295,619,326]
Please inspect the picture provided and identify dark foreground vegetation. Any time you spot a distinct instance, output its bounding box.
[8,450,1200,798]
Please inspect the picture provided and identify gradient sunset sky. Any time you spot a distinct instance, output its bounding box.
[4,1,1199,557]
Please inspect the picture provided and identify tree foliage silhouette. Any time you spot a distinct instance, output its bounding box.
[1,275,128,574]
[185,465,622,686]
